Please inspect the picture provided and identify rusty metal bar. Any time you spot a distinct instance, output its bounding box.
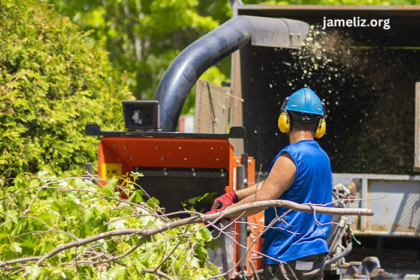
[361,178,368,234]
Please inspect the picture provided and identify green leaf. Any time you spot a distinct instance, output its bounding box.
[134,259,145,274]
[25,264,41,279]
[108,177,119,189]
[146,197,160,208]
[37,171,50,178]
[5,210,18,231]
[194,244,208,260]
[186,196,201,206]
[101,183,115,197]
[29,179,41,188]
[107,266,128,280]
[9,242,22,254]
[128,190,144,204]
[51,200,66,215]
[193,227,212,243]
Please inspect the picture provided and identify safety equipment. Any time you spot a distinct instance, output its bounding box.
[278,110,291,134]
[278,88,327,138]
[315,118,326,138]
[209,190,238,212]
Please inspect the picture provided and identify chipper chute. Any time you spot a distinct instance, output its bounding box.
[153,15,309,132]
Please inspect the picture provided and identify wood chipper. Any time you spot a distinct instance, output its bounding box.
[85,15,314,279]
[85,6,403,279]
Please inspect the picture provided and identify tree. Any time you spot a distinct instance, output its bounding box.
[0,0,133,182]
[0,172,373,279]
[44,0,233,108]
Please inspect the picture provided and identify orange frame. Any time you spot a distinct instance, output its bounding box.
[97,136,264,277]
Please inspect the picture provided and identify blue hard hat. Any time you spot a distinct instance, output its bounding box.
[284,88,324,116]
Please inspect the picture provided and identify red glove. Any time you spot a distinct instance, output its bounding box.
[207,190,238,214]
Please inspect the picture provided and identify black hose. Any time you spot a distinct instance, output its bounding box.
[325,242,353,267]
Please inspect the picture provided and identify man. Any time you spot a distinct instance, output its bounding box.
[208,88,332,280]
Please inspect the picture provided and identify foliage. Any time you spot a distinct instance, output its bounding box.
[0,172,220,279]
[0,0,133,182]
[43,0,232,107]
[42,0,420,117]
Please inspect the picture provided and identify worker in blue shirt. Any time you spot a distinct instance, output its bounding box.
[208,88,332,280]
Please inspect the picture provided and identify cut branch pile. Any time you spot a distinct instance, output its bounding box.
[0,173,373,279]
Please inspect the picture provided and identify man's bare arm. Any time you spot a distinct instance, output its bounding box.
[234,181,263,200]
[226,153,296,218]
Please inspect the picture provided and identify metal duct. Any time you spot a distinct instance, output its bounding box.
[153,16,310,131]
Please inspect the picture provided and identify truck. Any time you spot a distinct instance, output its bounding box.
[86,4,420,280]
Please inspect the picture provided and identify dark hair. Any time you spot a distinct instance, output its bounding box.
[289,112,318,133]
[292,121,317,132]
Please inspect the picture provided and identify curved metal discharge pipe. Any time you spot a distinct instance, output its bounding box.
[153,15,310,131]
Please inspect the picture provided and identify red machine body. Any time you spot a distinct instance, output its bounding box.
[90,124,264,278]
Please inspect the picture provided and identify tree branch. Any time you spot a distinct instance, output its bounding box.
[13,199,372,277]
[0,257,40,268]
[216,200,374,219]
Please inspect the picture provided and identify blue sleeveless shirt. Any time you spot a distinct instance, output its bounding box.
[263,140,332,264]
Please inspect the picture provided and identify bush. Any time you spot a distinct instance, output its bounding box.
[0,0,133,183]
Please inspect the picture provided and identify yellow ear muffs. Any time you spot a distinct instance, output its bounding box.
[314,118,326,138]
[278,111,291,133]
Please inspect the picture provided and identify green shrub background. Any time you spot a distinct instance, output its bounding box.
[0,0,133,183]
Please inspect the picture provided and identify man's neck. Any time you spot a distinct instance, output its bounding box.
[288,130,314,144]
